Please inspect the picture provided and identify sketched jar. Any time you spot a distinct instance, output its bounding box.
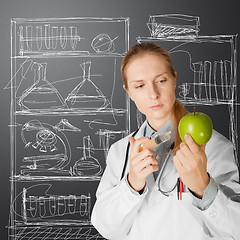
[73,136,102,177]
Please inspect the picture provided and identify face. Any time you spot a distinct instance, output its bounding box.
[124,53,177,131]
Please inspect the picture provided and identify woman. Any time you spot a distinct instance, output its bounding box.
[91,43,240,239]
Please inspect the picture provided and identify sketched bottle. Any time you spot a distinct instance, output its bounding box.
[73,136,102,177]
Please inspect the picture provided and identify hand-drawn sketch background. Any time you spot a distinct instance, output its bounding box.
[0,0,239,239]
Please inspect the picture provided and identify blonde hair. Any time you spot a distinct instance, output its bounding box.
[121,42,189,151]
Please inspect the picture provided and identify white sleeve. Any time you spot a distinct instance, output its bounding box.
[202,142,240,239]
[91,143,148,239]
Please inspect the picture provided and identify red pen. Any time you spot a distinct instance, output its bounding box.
[179,179,184,200]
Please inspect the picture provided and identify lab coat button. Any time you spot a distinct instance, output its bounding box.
[209,210,217,218]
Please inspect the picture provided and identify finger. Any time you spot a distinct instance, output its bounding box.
[138,148,156,161]
[131,148,156,166]
[129,137,135,148]
[173,155,183,173]
[184,134,201,154]
[179,142,193,160]
[140,164,159,177]
[137,156,158,171]
[175,148,187,167]
[132,137,150,152]
[129,137,150,157]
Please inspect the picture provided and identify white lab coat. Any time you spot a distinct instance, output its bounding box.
[91,121,240,240]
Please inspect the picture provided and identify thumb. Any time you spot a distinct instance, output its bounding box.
[128,136,135,148]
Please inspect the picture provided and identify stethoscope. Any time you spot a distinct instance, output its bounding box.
[120,127,179,197]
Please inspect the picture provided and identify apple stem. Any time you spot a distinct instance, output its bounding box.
[194,106,196,115]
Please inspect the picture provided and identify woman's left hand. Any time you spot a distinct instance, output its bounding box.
[173,134,210,198]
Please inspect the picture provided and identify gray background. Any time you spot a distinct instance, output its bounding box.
[0,0,239,238]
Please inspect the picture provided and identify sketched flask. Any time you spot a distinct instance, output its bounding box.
[65,61,109,110]
[73,136,102,177]
[18,62,66,111]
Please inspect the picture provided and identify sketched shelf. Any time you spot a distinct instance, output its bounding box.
[136,14,238,163]
[15,108,127,116]
[136,35,236,44]
[9,16,130,240]
[11,17,129,59]
[11,175,102,182]
[12,52,125,59]
[178,98,237,106]
[12,221,93,228]
[9,223,104,240]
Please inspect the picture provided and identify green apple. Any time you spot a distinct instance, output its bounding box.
[178,112,213,145]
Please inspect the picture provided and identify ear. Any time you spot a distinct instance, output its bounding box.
[123,84,130,96]
[123,84,134,101]
[174,71,177,88]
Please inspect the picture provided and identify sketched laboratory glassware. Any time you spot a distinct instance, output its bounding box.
[18,26,24,55]
[147,14,200,38]
[178,83,191,100]
[137,13,238,162]
[70,26,78,50]
[26,26,33,52]
[12,184,91,223]
[44,24,51,49]
[60,26,67,49]
[73,135,102,177]
[36,26,43,51]
[65,61,110,110]
[9,17,130,240]
[51,26,59,49]
[18,62,67,111]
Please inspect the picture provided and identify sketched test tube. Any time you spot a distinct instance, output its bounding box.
[70,26,78,50]
[68,195,76,214]
[60,26,67,49]
[49,196,57,216]
[29,196,37,218]
[19,26,24,55]
[36,26,43,51]
[26,26,33,52]
[52,26,58,49]
[57,196,66,216]
[44,24,51,49]
[192,62,203,100]
[204,61,212,102]
[224,60,232,100]
[39,196,46,218]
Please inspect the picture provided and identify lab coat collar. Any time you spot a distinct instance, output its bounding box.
[132,120,148,139]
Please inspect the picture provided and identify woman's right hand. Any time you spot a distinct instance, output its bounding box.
[127,136,159,192]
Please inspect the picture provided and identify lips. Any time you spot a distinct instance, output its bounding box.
[151,104,163,110]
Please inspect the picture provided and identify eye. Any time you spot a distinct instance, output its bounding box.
[136,84,144,89]
[157,79,167,84]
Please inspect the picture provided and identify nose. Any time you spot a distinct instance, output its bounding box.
[148,84,159,99]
